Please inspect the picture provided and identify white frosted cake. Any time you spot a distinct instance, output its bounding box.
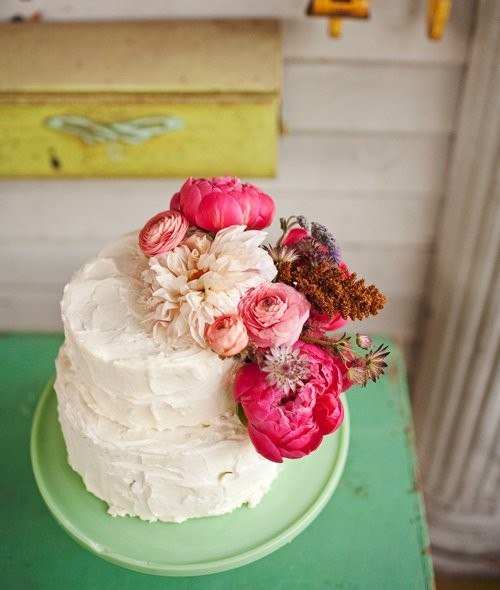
[55,232,279,523]
[54,176,388,524]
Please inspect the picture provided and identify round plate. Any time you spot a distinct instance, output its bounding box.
[31,378,349,577]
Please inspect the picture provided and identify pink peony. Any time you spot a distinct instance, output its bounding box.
[170,176,275,232]
[234,341,345,462]
[282,227,309,246]
[205,314,248,357]
[308,310,349,332]
[331,350,354,393]
[139,210,189,257]
[238,282,310,349]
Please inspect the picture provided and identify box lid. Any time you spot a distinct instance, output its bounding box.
[0,20,281,95]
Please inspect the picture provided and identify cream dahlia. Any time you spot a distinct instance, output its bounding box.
[141,225,277,346]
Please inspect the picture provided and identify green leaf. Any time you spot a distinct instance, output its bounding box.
[237,403,248,427]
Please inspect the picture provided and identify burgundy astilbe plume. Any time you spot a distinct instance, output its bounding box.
[277,261,387,321]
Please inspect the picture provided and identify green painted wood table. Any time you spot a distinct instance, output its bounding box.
[0,333,434,589]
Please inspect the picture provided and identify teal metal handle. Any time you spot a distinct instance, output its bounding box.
[45,115,184,145]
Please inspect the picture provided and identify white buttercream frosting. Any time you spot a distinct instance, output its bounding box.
[61,232,239,430]
[55,232,279,522]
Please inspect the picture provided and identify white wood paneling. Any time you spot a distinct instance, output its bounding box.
[283,1,474,64]
[350,295,420,340]
[0,0,472,347]
[0,0,474,64]
[273,191,439,246]
[0,180,440,246]
[284,63,462,133]
[340,247,431,299]
[278,134,450,192]
[0,287,63,331]
[0,239,108,287]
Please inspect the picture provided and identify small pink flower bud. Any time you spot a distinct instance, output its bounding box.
[356,333,373,350]
[205,314,249,357]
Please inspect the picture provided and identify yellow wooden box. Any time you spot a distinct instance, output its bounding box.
[0,20,281,177]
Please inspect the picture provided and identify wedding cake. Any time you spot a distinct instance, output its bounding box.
[55,176,388,523]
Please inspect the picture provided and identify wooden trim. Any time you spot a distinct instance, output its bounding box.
[0,93,279,105]
[413,0,500,576]
[0,20,282,94]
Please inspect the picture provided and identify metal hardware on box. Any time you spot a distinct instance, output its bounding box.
[45,115,184,145]
[306,0,370,39]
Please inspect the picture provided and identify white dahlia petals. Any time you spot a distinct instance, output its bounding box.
[141,225,277,347]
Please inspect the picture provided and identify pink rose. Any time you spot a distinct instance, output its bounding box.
[205,314,248,357]
[234,341,345,462]
[170,176,275,232]
[238,283,310,349]
[139,210,189,257]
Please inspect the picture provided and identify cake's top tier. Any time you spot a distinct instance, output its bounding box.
[61,232,237,431]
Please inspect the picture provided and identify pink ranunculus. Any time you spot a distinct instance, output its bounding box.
[139,210,189,257]
[170,176,275,232]
[238,282,310,349]
[205,314,249,357]
[234,341,345,462]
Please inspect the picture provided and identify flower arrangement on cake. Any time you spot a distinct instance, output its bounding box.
[139,176,389,464]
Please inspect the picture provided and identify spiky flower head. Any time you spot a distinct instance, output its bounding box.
[264,244,300,266]
[365,344,390,382]
[346,359,369,386]
[261,346,311,394]
[288,236,336,268]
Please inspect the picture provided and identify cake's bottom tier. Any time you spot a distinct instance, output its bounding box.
[55,357,280,523]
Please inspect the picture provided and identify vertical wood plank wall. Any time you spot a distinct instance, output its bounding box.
[0,0,474,357]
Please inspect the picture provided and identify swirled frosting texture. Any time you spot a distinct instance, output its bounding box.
[55,232,279,522]
[60,232,239,430]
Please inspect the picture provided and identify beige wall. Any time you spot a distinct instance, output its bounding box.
[0,0,474,354]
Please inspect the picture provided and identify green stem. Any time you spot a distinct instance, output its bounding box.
[301,335,339,348]
[301,334,364,365]
[277,215,299,246]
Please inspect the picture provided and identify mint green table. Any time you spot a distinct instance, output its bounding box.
[1,333,434,589]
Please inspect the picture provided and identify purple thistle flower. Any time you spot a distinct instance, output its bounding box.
[297,215,311,231]
[311,222,342,264]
